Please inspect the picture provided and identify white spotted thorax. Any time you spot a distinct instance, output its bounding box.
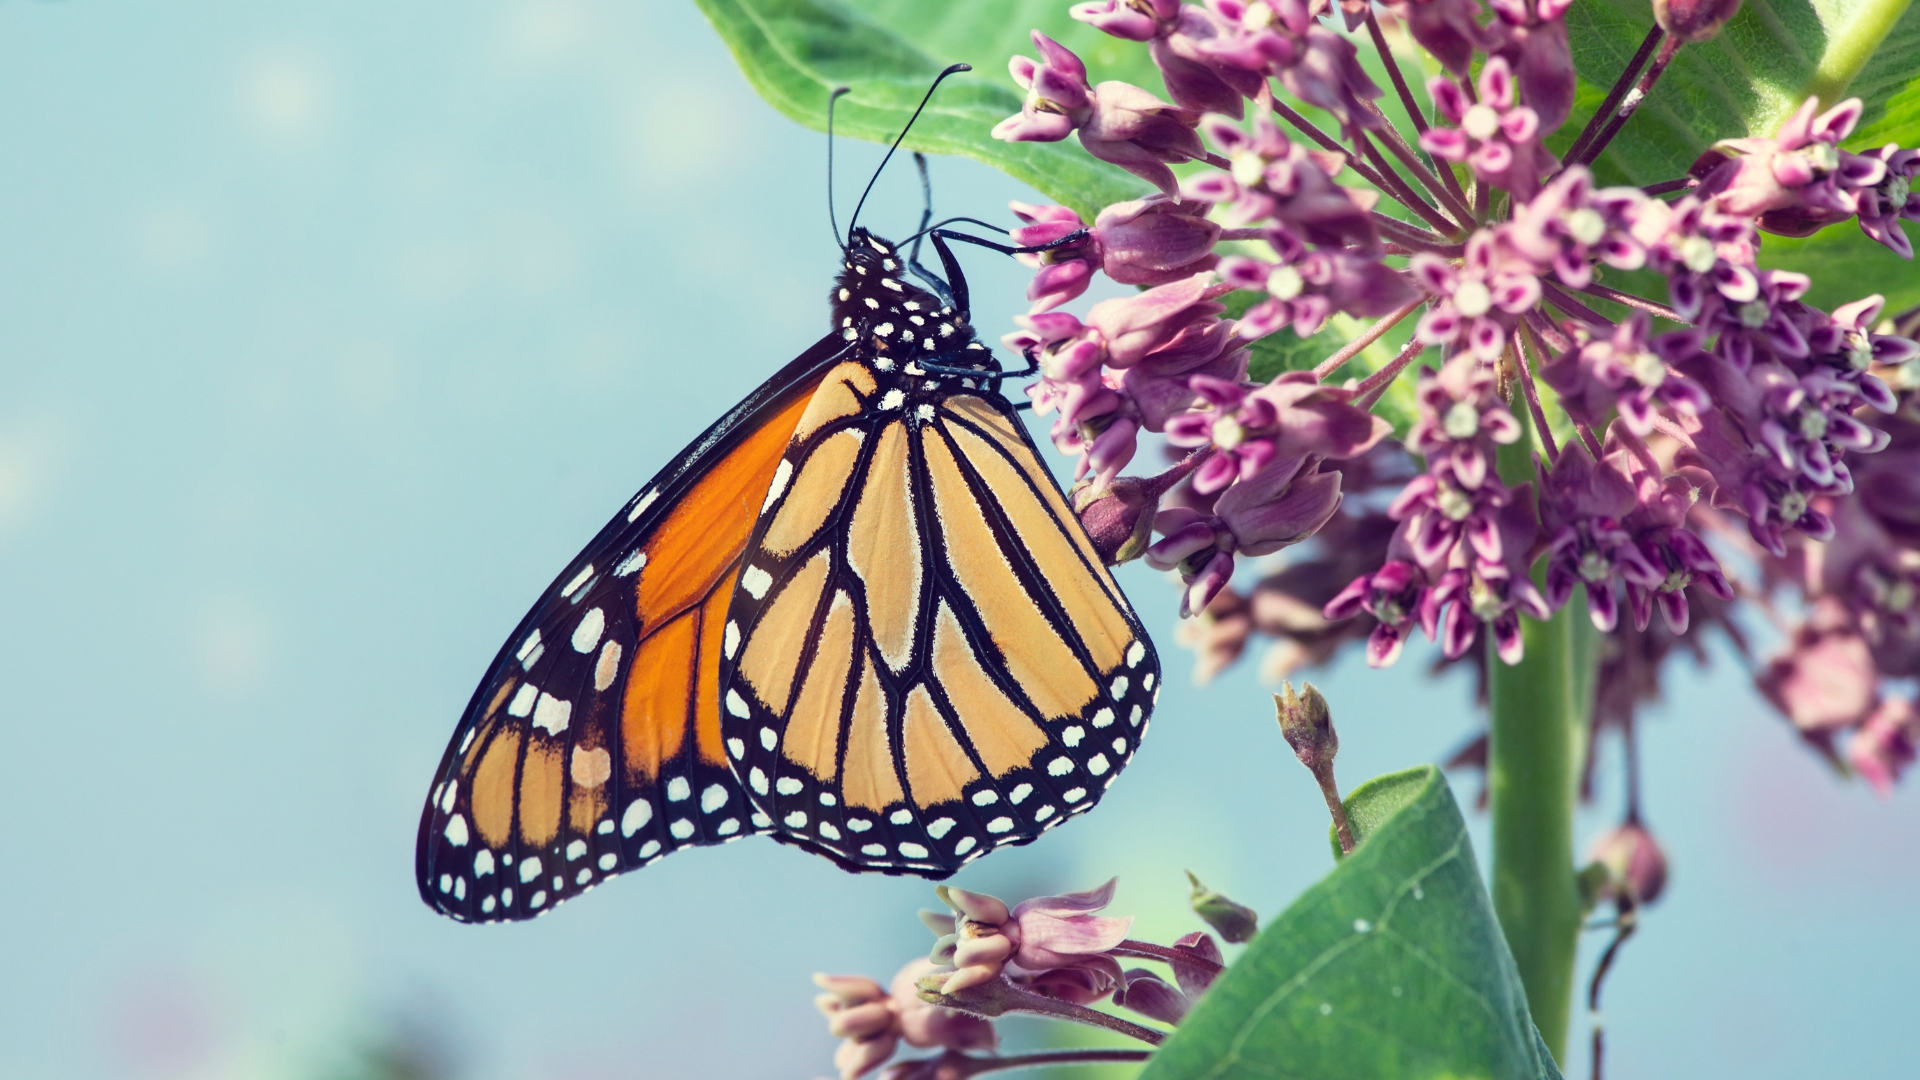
[831,227,998,412]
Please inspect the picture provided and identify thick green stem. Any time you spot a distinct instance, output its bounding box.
[1488,396,1595,1063]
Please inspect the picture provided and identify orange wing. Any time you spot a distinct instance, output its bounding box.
[415,335,848,922]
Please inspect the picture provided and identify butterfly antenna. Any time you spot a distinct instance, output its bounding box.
[846,62,970,243]
[826,86,852,248]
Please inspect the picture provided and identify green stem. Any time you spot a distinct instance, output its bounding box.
[1488,399,1595,1064]
[1803,0,1915,112]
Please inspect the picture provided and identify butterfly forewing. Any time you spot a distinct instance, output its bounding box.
[415,337,847,921]
[717,362,1162,879]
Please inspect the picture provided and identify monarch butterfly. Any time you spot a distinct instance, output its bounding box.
[415,70,1161,922]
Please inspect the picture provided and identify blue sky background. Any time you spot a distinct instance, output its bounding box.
[0,1,1915,1077]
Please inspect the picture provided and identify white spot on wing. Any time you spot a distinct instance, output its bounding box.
[760,726,776,750]
[784,810,808,828]
[518,856,542,883]
[669,819,695,840]
[762,459,794,513]
[613,549,646,577]
[971,790,999,806]
[1010,783,1033,804]
[666,777,691,802]
[621,800,652,837]
[565,839,587,861]
[879,389,905,410]
[1062,726,1084,747]
[599,852,617,870]
[926,818,955,839]
[1088,754,1110,776]
[639,839,661,858]
[562,565,595,599]
[532,693,572,735]
[572,608,606,653]
[1111,676,1129,698]
[775,776,803,795]
[516,630,542,663]
[701,784,730,813]
[1064,787,1086,803]
[1047,756,1074,776]
[954,836,977,855]
[726,737,745,759]
[724,620,741,659]
[898,841,929,857]
[627,489,659,522]
[1091,707,1115,729]
[985,817,1014,834]
[847,817,872,832]
[889,808,913,825]
[749,767,769,795]
[740,565,773,599]
[819,822,841,840]
[726,689,750,718]
[1127,641,1146,667]
[474,850,495,876]
[594,640,622,692]
[444,815,469,847]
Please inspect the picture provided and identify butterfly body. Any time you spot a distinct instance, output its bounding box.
[416,227,1160,923]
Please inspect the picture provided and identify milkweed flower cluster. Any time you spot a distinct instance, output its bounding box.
[991,0,1920,818]
[811,876,1235,1078]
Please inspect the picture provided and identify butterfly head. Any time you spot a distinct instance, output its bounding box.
[832,228,980,365]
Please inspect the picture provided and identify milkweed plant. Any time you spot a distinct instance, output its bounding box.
[698,0,1920,1074]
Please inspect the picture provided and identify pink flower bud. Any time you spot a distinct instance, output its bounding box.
[1114,969,1191,1024]
[1588,821,1669,905]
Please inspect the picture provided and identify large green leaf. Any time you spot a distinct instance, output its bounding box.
[1139,766,1564,1080]
[691,0,1148,222]
[1560,0,1920,308]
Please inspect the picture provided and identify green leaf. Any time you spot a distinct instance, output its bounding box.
[1140,766,1565,1080]
[1559,0,1920,317]
[692,0,1149,221]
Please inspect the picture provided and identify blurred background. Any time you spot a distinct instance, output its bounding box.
[0,1,1914,1077]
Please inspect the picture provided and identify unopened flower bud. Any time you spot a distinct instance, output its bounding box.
[1654,0,1742,41]
[1275,681,1337,770]
[1169,931,1225,997]
[1113,969,1191,1024]
[1072,475,1163,564]
[1185,870,1259,943]
[1588,820,1669,905]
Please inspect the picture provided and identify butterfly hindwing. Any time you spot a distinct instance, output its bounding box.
[717,361,1163,879]
[415,335,848,921]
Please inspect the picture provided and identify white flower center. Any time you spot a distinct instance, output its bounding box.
[1779,490,1809,522]
[1212,413,1246,450]
[1629,349,1667,386]
[1565,208,1605,246]
[1443,401,1481,439]
[1797,407,1828,440]
[1679,235,1717,274]
[1738,300,1770,329]
[1453,279,1493,318]
[1241,1,1274,29]
[1231,151,1265,188]
[1463,104,1501,141]
[1804,143,1839,173]
[1267,264,1304,300]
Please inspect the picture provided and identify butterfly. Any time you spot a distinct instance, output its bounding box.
[415,73,1162,923]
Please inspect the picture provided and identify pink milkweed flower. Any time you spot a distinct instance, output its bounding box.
[815,961,998,1080]
[1087,272,1227,368]
[1080,81,1209,195]
[929,880,1134,997]
[1165,371,1391,493]
[1849,697,1920,794]
[1148,457,1347,614]
[1855,145,1920,257]
[1396,0,1491,75]
[1813,294,1920,385]
[1506,166,1651,289]
[1009,202,1098,312]
[1614,450,1733,634]
[1195,1,1385,130]
[1324,553,1431,667]
[994,32,1095,144]
[1422,488,1552,663]
[1539,314,1711,436]
[1757,597,1879,734]
[1185,114,1383,247]
[1678,407,1837,556]
[1695,96,1884,232]
[1697,267,1810,371]
[1420,58,1555,199]
[1486,0,1576,132]
[1409,228,1543,362]
[1405,355,1524,491]
[1539,442,1663,632]
[1095,194,1223,285]
[1632,195,1761,322]
[1069,0,1176,40]
[1389,469,1515,568]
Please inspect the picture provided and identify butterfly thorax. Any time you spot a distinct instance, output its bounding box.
[831,229,995,382]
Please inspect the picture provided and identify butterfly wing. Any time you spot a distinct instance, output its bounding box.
[416,335,849,921]
[717,373,1162,878]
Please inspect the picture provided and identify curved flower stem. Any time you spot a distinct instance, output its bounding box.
[1354,336,1429,409]
[1361,101,1478,227]
[1586,898,1640,1080]
[1267,97,1403,196]
[1574,36,1682,168]
[1365,13,1432,136]
[1562,27,1664,166]
[925,979,1166,1046]
[1611,422,1660,473]
[1314,296,1426,379]
[1109,939,1226,974]
[1511,328,1560,464]
[1541,281,1615,328]
[961,1049,1155,1077]
[1525,308,1572,351]
[1641,177,1696,197]
[1371,212,1458,251]
[1576,281,1684,323]
[1354,129,1464,236]
[1575,421,1605,458]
